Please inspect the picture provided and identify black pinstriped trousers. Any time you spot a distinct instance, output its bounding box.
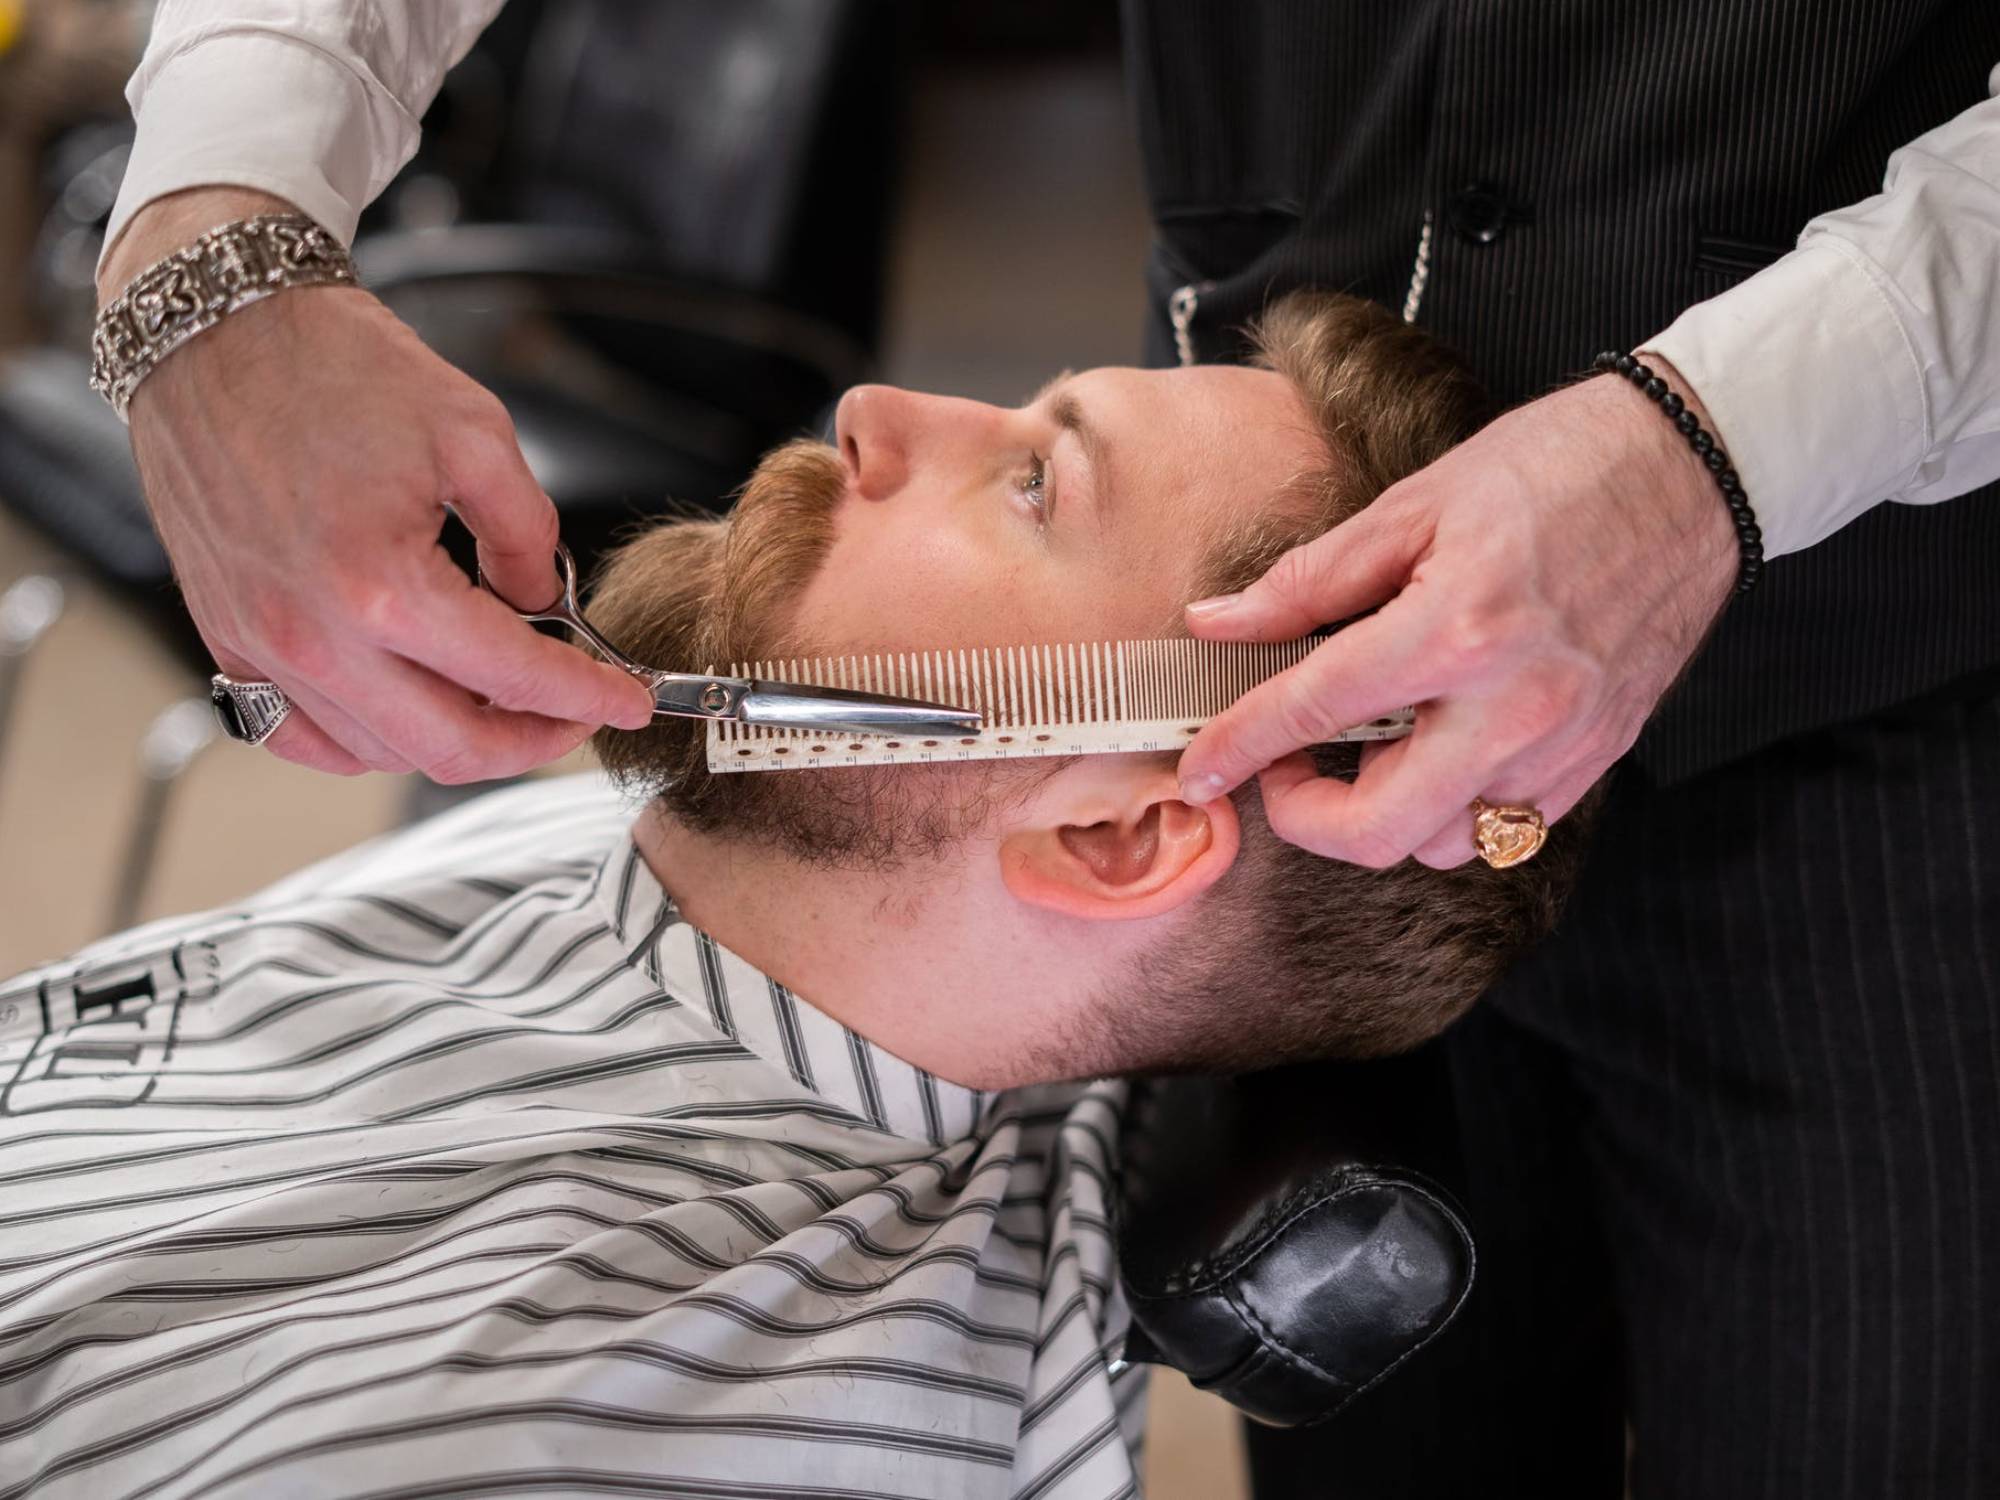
[1247,668,2000,1499]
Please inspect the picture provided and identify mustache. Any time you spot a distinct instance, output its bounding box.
[711,438,848,663]
[586,435,958,865]
[585,436,847,681]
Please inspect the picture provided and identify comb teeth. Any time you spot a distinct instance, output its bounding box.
[729,637,1321,728]
[706,636,1417,772]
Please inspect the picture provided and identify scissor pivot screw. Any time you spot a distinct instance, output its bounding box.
[698,682,732,715]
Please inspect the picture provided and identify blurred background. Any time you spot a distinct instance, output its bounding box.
[0,1,1243,1494]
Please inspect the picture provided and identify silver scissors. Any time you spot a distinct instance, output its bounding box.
[481,544,982,738]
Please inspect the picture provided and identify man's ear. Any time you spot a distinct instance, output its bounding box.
[998,757,1241,921]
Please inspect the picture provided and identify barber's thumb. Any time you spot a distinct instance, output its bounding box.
[474,528,565,616]
[458,472,564,616]
[446,429,566,613]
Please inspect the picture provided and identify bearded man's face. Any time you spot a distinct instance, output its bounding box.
[581,302,1601,1075]
[587,364,1328,863]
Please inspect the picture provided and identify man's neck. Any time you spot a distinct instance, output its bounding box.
[630,805,1111,1090]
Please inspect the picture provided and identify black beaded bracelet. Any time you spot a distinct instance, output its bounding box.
[1592,350,1764,594]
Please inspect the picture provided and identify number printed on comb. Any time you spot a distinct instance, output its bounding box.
[706,638,1415,772]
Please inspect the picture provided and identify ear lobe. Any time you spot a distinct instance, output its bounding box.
[1001,784,1241,921]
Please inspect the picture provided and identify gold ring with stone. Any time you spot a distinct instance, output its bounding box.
[1470,797,1547,868]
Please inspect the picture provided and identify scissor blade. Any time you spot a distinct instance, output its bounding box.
[741,680,982,738]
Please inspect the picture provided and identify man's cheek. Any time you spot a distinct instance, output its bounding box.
[799,528,1049,651]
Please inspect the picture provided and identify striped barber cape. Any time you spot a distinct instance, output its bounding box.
[0,775,1140,1499]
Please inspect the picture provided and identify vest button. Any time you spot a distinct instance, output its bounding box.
[1448,182,1512,245]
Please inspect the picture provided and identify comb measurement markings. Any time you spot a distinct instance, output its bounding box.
[706,711,1416,772]
[707,636,1414,772]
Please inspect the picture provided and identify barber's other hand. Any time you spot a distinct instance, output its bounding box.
[98,188,654,779]
[1176,361,1739,868]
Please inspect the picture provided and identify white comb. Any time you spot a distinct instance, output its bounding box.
[706,637,1414,772]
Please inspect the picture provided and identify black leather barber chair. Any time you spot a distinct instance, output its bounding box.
[0,0,1478,1451]
[1118,1049,1473,1427]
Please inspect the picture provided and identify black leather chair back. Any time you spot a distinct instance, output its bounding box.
[501,0,907,348]
[1117,1050,1475,1427]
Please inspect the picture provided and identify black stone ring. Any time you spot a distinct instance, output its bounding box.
[209,674,293,746]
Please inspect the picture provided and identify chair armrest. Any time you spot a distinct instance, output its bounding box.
[1115,1055,1474,1428]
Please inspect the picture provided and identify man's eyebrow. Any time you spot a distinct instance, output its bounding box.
[1023,369,1074,409]
[1043,379,1113,529]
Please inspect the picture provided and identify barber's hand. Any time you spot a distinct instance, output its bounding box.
[99,188,655,779]
[1176,360,1740,868]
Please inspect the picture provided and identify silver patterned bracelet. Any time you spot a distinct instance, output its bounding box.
[89,213,358,422]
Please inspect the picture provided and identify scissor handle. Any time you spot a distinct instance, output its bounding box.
[480,544,655,681]
[478,546,980,735]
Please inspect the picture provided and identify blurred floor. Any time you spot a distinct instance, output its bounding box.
[0,46,1245,1500]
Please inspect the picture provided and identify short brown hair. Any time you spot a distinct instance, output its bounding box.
[589,291,1602,1075]
[1059,291,1600,1071]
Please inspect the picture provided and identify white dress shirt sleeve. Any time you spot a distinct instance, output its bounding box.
[99,0,509,270]
[1642,62,2000,560]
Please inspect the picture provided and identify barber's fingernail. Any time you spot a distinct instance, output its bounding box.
[1180,772,1226,805]
[1185,594,1243,621]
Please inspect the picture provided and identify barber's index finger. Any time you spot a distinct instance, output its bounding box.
[1185,505,1425,645]
[399,579,654,730]
[1177,606,1438,803]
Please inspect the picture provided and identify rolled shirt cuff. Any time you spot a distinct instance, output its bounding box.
[100,29,421,276]
[1639,238,1928,561]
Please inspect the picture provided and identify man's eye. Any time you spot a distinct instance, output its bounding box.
[1016,453,1050,525]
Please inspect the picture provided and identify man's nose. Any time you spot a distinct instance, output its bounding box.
[833,385,995,502]
[834,385,912,500]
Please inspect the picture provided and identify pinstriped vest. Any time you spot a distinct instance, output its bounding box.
[1122,0,2000,784]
